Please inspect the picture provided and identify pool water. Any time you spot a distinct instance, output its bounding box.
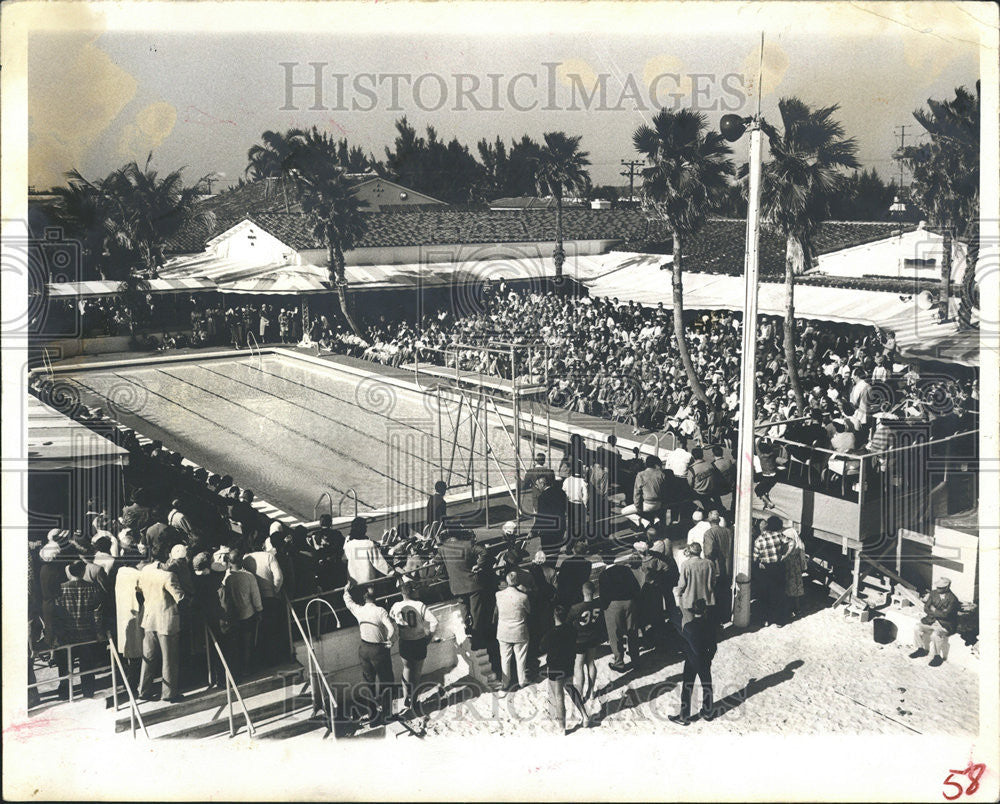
[60,354,531,521]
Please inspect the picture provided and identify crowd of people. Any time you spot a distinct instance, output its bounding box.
[345,286,978,501]
[26,278,979,731]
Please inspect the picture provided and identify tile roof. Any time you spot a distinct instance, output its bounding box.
[166,202,670,255]
[640,218,919,278]
[164,180,915,276]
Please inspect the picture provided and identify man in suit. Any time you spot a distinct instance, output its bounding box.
[702,511,734,624]
[669,598,719,726]
[438,528,490,650]
[674,542,716,626]
[532,474,568,556]
[137,543,187,702]
[522,453,556,515]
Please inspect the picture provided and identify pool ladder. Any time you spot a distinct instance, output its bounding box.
[337,488,358,519]
[313,492,333,520]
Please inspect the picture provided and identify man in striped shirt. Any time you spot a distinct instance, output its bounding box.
[343,581,396,726]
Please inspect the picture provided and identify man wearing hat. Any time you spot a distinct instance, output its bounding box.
[911,577,960,667]
[674,543,716,627]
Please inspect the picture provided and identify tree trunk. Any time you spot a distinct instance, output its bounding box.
[671,232,709,406]
[331,243,362,337]
[553,193,565,279]
[784,235,806,414]
[939,226,952,319]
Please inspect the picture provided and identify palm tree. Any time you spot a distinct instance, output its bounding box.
[633,109,735,406]
[290,159,368,336]
[534,132,591,278]
[59,156,212,337]
[246,128,307,212]
[759,98,859,412]
[901,83,980,317]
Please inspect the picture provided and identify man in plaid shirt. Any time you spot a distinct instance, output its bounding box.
[753,516,788,628]
[54,560,107,698]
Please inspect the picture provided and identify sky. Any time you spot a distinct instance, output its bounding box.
[26,2,984,192]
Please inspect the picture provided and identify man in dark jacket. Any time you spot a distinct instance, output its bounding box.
[532,475,568,556]
[668,598,719,726]
[522,454,557,515]
[910,576,960,667]
[439,528,491,650]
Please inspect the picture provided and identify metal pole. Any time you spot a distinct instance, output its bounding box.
[732,119,764,629]
[110,644,119,712]
[437,385,444,481]
[483,389,490,528]
[514,389,522,517]
[227,683,235,737]
[67,645,74,702]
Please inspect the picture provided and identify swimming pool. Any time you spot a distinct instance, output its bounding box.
[58,352,531,521]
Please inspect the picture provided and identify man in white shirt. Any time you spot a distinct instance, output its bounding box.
[495,571,532,693]
[345,517,393,584]
[663,444,694,479]
[389,582,440,712]
[687,510,711,552]
[343,582,396,725]
[243,544,285,665]
[849,369,872,428]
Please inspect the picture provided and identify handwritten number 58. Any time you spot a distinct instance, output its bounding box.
[943,763,986,800]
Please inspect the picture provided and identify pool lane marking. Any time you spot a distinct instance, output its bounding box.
[194,360,478,481]
[224,357,516,482]
[151,366,416,508]
[88,369,377,516]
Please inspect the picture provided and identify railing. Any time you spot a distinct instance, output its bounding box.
[204,624,257,738]
[285,597,338,735]
[42,346,55,381]
[107,638,150,739]
[337,488,359,519]
[638,432,661,457]
[28,636,111,704]
[314,491,333,520]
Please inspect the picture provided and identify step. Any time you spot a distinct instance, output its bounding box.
[255,712,334,740]
[113,663,304,733]
[157,688,312,739]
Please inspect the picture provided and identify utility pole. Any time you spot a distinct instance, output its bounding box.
[893,125,909,190]
[620,159,641,202]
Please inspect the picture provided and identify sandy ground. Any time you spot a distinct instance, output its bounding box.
[421,606,979,738]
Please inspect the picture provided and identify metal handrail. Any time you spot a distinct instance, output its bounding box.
[314,491,333,520]
[304,596,343,638]
[107,638,150,739]
[42,347,55,380]
[28,636,111,703]
[638,432,661,457]
[203,624,257,738]
[285,597,337,734]
[337,488,359,519]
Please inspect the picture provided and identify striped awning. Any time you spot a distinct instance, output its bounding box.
[45,278,217,298]
[218,267,332,295]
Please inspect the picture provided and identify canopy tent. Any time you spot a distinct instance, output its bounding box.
[27,395,129,470]
[44,277,217,298]
[579,252,981,368]
[151,246,979,367]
